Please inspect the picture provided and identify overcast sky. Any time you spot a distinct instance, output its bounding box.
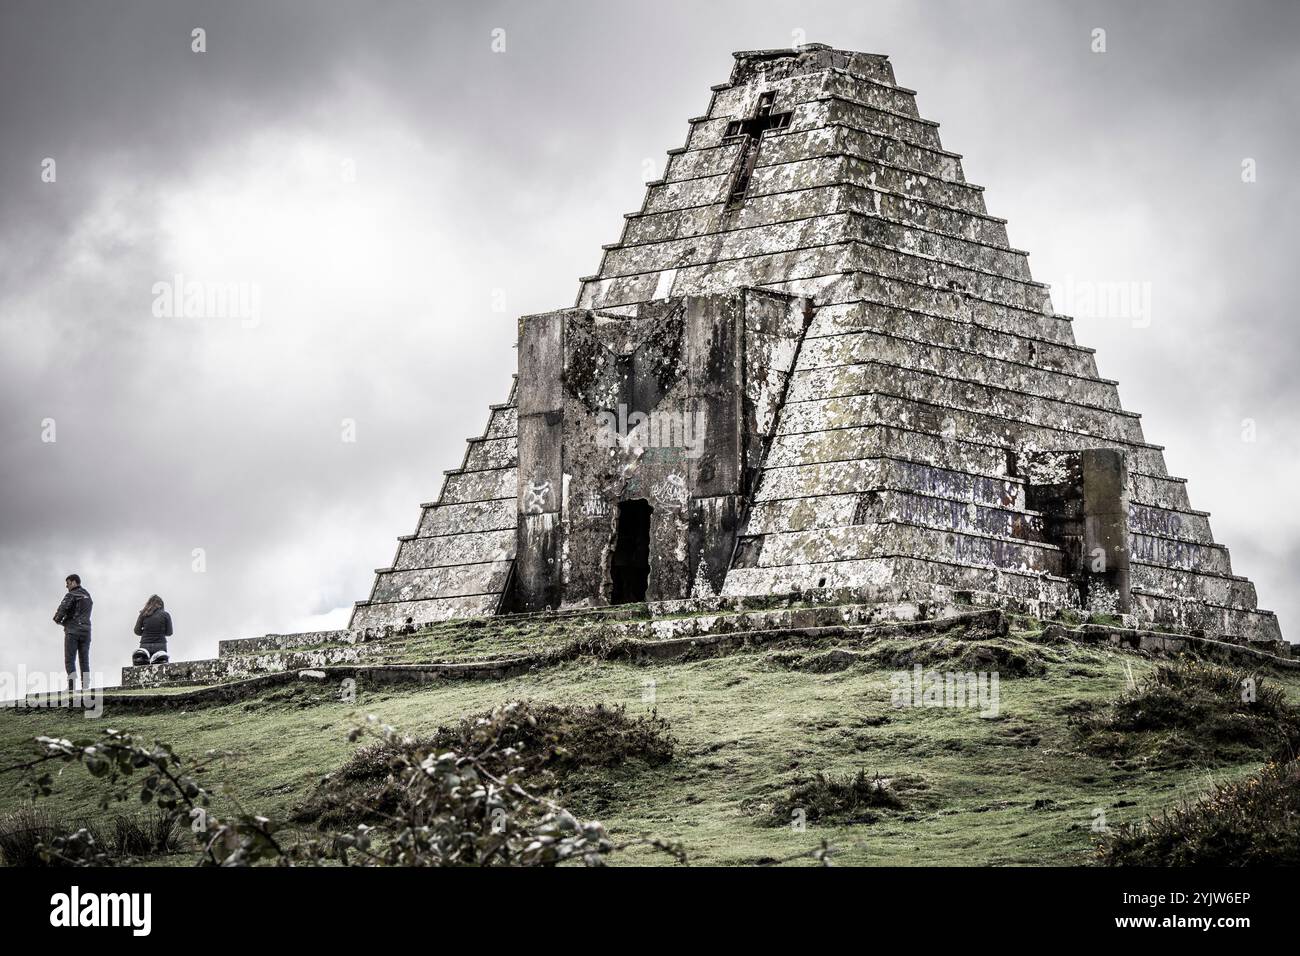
[2,0,1297,686]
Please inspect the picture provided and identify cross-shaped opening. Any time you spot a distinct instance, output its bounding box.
[723,92,792,205]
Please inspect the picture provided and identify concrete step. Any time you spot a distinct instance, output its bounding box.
[797,329,1120,410]
[724,555,1077,606]
[69,610,1300,714]
[770,402,1168,481]
[368,561,513,605]
[747,153,984,215]
[1129,591,1282,647]
[1130,533,1232,576]
[1131,563,1259,611]
[218,628,353,658]
[807,303,1097,378]
[351,592,505,631]
[787,360,1139,438]
[706,70,924,125]
[753,457,1030,510]
[483,404,516,439]
[116,608,1008,697]
[438,465,514,505]
[767,423,1002,476]
[744,521,1069,577]
[747,489,1048,539]
[809,274,1075,346]
[392,528,515,571]
[1043,621,1293,663]
[625,181,1007,256]
[134,598,964,691]
[583,236,1053,316]
[463,435,516,471]
[416,497,515,537]
[121,642,386,690]
[687,96,943,155]
[754,124,965,185]
[601,210,1031,283]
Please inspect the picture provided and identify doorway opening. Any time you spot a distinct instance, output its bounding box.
[610,499,653,604]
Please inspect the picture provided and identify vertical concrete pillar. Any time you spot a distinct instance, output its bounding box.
[683,294,742,497]
[1079,449,1131,612]
[514,311,565,611]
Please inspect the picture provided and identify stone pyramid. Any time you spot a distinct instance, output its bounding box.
[350,44,1283,653]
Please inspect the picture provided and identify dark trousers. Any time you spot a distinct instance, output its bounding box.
[63,631,91,687]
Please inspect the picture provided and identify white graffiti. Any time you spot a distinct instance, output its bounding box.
[524,479,552,514]
[580,491,609,518]
[652,472,688,507]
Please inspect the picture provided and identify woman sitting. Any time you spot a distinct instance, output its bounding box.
[131,595,173,666]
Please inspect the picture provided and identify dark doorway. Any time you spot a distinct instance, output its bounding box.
[610,499,653,604]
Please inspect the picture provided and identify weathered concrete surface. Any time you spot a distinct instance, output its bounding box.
[120,643,385,689]
[217,628,354,657]
[1042,622,1297,668]
[513,289,809,610]
[1021,449,1131,614]
[343,43,1282,652]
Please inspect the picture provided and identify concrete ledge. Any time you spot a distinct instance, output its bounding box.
[1041,622,1296,668]
[86,609,1010,711]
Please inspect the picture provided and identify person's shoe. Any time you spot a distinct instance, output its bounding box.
[149,650,170,665]
[132,648,150,666]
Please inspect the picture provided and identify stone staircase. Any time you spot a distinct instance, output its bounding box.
[121,588,1015,692]
[112,584,1294,706]
[119,590,925,686]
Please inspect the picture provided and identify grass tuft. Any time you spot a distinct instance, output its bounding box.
[1100,759,1300,865]
[1072,659,1300,768]
[0,806,180,865]
[295,700,675,828]
[763,770,907,827]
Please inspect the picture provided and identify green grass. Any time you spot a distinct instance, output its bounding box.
[2,624,1297,866]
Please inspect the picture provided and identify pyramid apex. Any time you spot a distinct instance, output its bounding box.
[728,44,896,86]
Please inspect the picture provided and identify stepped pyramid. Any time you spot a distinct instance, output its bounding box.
[349,44,1284,653]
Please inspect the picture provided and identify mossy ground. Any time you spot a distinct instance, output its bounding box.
[2,618,1297,866]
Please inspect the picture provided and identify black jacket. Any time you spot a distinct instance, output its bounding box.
[134,609,173,650]
[54,587,93,635]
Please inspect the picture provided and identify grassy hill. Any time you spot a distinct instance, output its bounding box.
[1,609,1297,866]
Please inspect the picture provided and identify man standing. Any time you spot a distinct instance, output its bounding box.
[53,573,93,691]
